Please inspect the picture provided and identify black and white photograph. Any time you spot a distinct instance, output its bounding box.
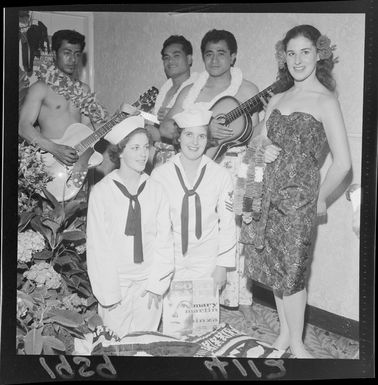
[1,1,376,382]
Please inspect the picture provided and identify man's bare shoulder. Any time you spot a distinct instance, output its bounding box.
[27,80,49,95]
[180,83,193,96]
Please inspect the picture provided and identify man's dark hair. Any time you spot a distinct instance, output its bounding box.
[52,29,86,53]
[161,35,193,57]
[200,29,238,55]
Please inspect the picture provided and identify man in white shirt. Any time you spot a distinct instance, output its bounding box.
[146,35,198,168]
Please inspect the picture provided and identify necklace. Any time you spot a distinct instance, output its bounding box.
[35,64,109,124]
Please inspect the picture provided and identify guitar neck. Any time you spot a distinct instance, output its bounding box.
[74,111,129,153]
[224,84,276,124]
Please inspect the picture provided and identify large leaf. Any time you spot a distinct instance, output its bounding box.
[64,200,87,222]
[24,327,44,354]
[86,313,103,331]
[68,275,81,288]
[17,290,35,309]
[85,295,98,308]
[44,300,61,309]
[41,218,61,235]
[42,187,64,214]
[54,253,78,268]
[61,325,86,339]
[75,285,92,297]
[33,250,53,260]
[61,230,86,242]
[42,336,66,354]
[30,216,53,246]
[48,308,84,328]
[64,268,86,278]
[18,212,35,232]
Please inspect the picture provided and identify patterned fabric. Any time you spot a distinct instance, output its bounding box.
[242,109,327,298]
[153,141,176,168]
[219,147,252,307]
[188,323,293,358]
[75,323,291,358]
[35,64,109,124]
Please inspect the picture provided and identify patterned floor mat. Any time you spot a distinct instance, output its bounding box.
[220,302,359,359]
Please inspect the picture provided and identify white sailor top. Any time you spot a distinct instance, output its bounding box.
[86,170,174,306]
[150,154,236,281]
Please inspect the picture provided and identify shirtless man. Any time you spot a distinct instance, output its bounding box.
[160,29,260,319]
[146,35,198,167]
[19,29,107,167]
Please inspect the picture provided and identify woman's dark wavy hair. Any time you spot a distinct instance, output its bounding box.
[108,128,152,168]
[172,122,217,153]
[277,24,336,92]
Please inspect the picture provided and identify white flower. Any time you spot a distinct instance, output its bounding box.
[254,166,264,183]
[237,163,248,178]
[23,262,62,289]
[75,243,86,254]
[18,230,45,263]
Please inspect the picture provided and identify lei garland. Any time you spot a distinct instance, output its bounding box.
[275,34,338,69]
[35,64,109,124]
[233,136,269,223]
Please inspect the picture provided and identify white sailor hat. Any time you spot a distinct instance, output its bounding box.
[104,115,145,145]
[173,108,213,128]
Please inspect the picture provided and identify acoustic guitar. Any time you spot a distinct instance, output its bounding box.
[205,80,287,161]
[42,87,158,202]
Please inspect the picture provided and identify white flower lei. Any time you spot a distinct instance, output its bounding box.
[183,67,243,109]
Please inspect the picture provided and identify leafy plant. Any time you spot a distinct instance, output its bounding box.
[17,141,101,354]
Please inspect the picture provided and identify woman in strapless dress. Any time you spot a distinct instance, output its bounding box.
[241,24,351,358]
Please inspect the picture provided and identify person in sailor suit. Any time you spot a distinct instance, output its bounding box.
[86,115,174,338]
[150,108,236,291]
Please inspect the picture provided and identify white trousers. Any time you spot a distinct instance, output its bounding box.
[98,279,162,339]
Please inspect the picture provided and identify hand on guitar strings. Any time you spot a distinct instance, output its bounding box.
[209,116,233,140]
[51,142,79,166]
[260,91,274,112]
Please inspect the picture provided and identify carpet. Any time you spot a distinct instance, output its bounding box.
[220,302,359,359]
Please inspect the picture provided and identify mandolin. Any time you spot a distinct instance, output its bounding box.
[206,80,287,161]
[42,87,158,202]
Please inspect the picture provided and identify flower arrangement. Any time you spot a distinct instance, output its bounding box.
[18,141,53,213]
[23,261,62,289]
[17,230,45,263]
[17,140,101,355]
[316,35,337,60]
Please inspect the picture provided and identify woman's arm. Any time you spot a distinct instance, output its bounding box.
[317,95,352,214]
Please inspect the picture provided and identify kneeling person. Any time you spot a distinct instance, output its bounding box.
[86,115,174,338]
